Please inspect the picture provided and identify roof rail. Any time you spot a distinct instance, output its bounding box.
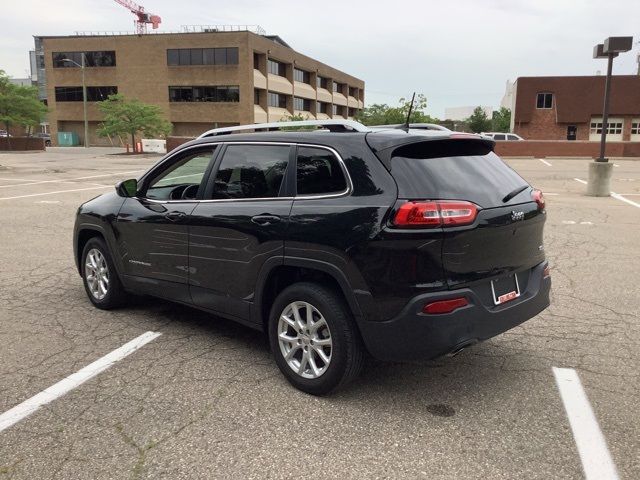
[198,120,371,138]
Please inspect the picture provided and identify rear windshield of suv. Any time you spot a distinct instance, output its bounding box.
[390,140,528,208]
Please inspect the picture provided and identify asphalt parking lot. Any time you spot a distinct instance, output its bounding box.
[0,147,638,479]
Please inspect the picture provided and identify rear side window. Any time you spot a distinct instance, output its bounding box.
[296,146,347,195]
[494,134,506,140]
[390,140,528,208]
[210,144,290,199]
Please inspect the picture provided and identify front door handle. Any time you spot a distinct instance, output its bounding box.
[165,211,186,222]
[251,215,281,226]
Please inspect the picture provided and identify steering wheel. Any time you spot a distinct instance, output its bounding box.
[181,184,199,200]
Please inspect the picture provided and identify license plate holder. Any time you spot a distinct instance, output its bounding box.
[491,274,521,305]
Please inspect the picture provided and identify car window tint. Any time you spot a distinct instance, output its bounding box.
[296,146,347,195]
[507,135,518,140]
[146,148,215,200]
[211,144,290,199]
[494,134,506,140]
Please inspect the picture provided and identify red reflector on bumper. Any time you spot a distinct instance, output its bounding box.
[423,297,469,314]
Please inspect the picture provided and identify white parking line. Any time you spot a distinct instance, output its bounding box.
[539,159,553,167]
[553,367,618,480]
[0,170,142,189]
[611,193,640,209]
[0,185,111,201]
[0,331,161,433]
[573,178,640,209]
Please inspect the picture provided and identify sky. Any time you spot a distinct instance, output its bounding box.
[1,0,639,118]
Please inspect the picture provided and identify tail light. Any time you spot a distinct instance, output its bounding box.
[532,189,545,210]
[393,201,478,228]
[423,297,469,314]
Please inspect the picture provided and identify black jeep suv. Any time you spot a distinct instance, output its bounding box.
[73,121,550,394]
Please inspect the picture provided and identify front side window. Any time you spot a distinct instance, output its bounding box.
[146,148,216,200]
[536,92,553,109]
[211,145,290,199]
[296,147,347,196]
[494,134,506,140]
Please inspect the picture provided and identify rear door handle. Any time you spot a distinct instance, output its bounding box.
[251,215,281,226]
[165,211,186,222]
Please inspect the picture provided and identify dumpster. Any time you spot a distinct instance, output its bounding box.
[57,132,80,146]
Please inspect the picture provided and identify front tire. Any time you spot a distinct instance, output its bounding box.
[81,237,127,309]
[268,282,364,395]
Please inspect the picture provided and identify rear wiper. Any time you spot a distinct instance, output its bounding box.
[502,185,529,203]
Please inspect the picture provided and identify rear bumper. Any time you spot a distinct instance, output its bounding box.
[358,262,551,361]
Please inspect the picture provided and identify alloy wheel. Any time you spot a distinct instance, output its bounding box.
[277,301,333,379]
[85,248,110,300]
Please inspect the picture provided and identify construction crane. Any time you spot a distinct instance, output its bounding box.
[113,0,161,34]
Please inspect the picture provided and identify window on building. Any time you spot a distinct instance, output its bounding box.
[167,48,239,66]
[294,68,310,84]
[52,51,117,68]
[317,76,328,89]
[316,102,328,114]
[210,144,290,199]
[296,146,347,196]
[267,59,286,76]
[536,92,553,109]
[332,81,339,93]
[332,104,341,115]
[348,107,356,117]
[55,86,117,102]
[631,121,640,135]
[293,97,311,111]
[590,119,623,135]
[268,92,287,108]
[254,89,261,105]
[348,87,358,97]
[253,52,261,70]
[168,86,240,102]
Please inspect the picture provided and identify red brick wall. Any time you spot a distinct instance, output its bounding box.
[495,140,640,158]
[0,137,45,151]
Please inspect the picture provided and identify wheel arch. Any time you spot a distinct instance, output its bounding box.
[253,257,363,333]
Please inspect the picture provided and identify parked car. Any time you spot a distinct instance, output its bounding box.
[32,132,52,146]
[73,120,550,395]
[0,130,11,137]
[482,132,525,141]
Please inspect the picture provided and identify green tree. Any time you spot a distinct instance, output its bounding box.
[278,113,315,131]
[97,94,172,150]
[466,106,492,133]
[0,70,47,143]
[491,107,511,132]
[356,94,437,126]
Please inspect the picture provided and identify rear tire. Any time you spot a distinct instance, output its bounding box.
[81,237,127,309]
[268,282,364,395]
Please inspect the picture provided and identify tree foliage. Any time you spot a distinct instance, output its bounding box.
[278,113,315,131]
[466,106,492,133]
[356,94,437,126]
[97,94,172,148]
[491,107,511,132]
[0,70,47,135]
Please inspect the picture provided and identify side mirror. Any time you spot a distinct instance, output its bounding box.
[115,178,138,197]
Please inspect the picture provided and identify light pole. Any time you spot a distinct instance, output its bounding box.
[587,36,633,196]
[62,53,89,148]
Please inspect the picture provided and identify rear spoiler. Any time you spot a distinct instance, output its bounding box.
[365,133,495,170]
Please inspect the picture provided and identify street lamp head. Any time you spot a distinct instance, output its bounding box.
[603,36,633,54]
[593,44,608,59]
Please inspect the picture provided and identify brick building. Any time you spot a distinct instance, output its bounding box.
[35,27,365,146]
[510,75,640,142]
